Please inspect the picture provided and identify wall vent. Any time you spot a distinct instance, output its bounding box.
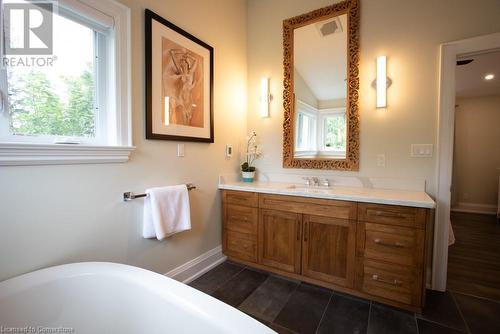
[316,17,343,37]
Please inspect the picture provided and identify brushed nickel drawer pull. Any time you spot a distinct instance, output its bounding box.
[230,215,249,222]
[374,239,405,248]
[230,196,247,202]
[371,274,402,286]
[374,210,405,218]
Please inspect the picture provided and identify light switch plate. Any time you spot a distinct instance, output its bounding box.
[377,154,386,167]
[411,144,433,157]
[177,144,185,157]
[225,144,233,158]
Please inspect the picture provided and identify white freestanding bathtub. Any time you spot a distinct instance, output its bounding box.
[0,262,275,334]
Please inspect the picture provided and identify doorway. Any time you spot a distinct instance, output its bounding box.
[433,32,500,292]
[447,50,500,300]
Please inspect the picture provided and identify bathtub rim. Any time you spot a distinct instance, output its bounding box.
[0,262,276,334]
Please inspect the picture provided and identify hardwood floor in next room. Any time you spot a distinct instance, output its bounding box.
[447,212,500,302]
[189,261,500,334]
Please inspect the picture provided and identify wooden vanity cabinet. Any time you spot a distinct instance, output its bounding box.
[302,214,356,288]
[355,203,428,308]
[259,194,357,281]
[259,209,302,274]
[222,190,258,262]
[221,190,431,312]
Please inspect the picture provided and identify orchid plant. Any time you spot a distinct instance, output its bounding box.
[241,131,262,172]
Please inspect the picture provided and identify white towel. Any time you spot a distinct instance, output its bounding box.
[142,185,191,240]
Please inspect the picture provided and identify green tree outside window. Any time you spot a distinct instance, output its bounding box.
[8,63,95,138]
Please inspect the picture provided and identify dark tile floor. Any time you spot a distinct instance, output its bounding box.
[189,261,500,334]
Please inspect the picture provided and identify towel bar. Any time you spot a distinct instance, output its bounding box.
[123,183,196,201]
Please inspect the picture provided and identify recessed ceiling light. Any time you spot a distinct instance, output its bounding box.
[484,74,495,80]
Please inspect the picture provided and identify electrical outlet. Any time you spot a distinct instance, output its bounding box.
[411,144,433,157]
[177,144,185,157]
[377,154,386,167]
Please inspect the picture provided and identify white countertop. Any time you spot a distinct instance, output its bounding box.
[218,181,436,209]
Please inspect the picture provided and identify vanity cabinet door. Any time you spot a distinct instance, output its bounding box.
[302,215,356,288]
[259,209,302,274]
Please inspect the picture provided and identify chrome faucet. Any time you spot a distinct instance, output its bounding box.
[303,177,330,187]
[311,177,320,186]
[302,177,319,186]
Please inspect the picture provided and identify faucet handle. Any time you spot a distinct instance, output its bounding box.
[302,177,311,186]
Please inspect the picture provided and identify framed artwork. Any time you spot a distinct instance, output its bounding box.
[145,9,214,142]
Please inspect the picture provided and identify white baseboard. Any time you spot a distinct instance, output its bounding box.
[164,245,227,284]
[451,202,497,215]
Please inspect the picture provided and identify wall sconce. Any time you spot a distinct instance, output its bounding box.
[372,56,392,108]
[260,77,272,118]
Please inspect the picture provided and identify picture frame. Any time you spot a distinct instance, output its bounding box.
[145,9,214,142]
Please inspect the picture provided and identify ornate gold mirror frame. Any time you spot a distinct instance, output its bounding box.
[282,0,360,170]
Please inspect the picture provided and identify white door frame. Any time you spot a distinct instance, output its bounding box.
[433,32,500,291]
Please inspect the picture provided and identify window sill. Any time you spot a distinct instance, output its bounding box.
[0,142,135,166]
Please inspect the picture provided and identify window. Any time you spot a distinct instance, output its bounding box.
[0,0,132,165]
[294,100,346,157]
[320,111,346,153]
[295,110,316,152]
[6,12,100,143]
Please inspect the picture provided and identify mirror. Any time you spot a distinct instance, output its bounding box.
[294,14,347,158]
[282,0,360,170]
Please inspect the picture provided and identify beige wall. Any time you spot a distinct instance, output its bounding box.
[452,95,500,207]
[2,0,500,282]
[294,69,318,108]
[247,0,500,197]
[0,0,247,281]
[318,98,346,109]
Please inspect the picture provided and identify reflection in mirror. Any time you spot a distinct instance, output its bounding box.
[293,14,347,159]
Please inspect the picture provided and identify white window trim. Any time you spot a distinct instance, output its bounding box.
[0,0,134,166]
[295,100,317,154]
[0,142,134,165]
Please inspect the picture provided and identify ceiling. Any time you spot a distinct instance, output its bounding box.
[456,50,500,98]
[294,14,347,101]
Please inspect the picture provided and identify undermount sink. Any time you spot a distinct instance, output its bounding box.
[286,184,333,193]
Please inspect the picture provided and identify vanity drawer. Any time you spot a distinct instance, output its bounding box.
[223,190,258,207]
[224,230,257,263]
[224,204,258,234]
[358,203,426,229]
[259,194,357,220]
[358,259,421,306]
[360,223,424,267]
